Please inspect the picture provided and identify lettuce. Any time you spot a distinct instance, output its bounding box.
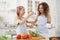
[0,36,11,40]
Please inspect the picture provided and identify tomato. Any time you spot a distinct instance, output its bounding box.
[16,35,21,39]
[51,38,58,40]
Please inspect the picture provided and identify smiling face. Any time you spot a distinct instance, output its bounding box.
[39,5,44,13]
[19,7,25,16]
[17,6,25,17]
[38,2,49,16]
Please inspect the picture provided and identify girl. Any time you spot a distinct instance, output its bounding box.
[28,2,51,40]
[16,6,33,34]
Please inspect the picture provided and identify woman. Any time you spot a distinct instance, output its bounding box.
[28,2,51,40]
[37,2,51,40]
[16,6,33,34]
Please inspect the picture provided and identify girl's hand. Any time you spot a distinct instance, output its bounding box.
[28,11,33,17]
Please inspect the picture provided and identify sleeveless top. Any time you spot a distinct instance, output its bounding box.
[16,17,28,34]
[37,16,48,34]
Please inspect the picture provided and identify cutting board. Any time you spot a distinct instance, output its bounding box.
[16,35,46,40]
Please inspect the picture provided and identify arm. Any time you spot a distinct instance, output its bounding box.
[27,16,38,23]
[17,12,33,25]
[17,16,29,25]
[47,13,51,24]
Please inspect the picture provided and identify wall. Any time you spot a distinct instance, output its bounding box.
[0,0,17,24]
[56,0,60,37]
[0,0,58,37]
[0,0,57,26]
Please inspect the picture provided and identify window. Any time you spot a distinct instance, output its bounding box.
[28,0,32,13]
[35,1,39,14]
[28,0,39,14]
